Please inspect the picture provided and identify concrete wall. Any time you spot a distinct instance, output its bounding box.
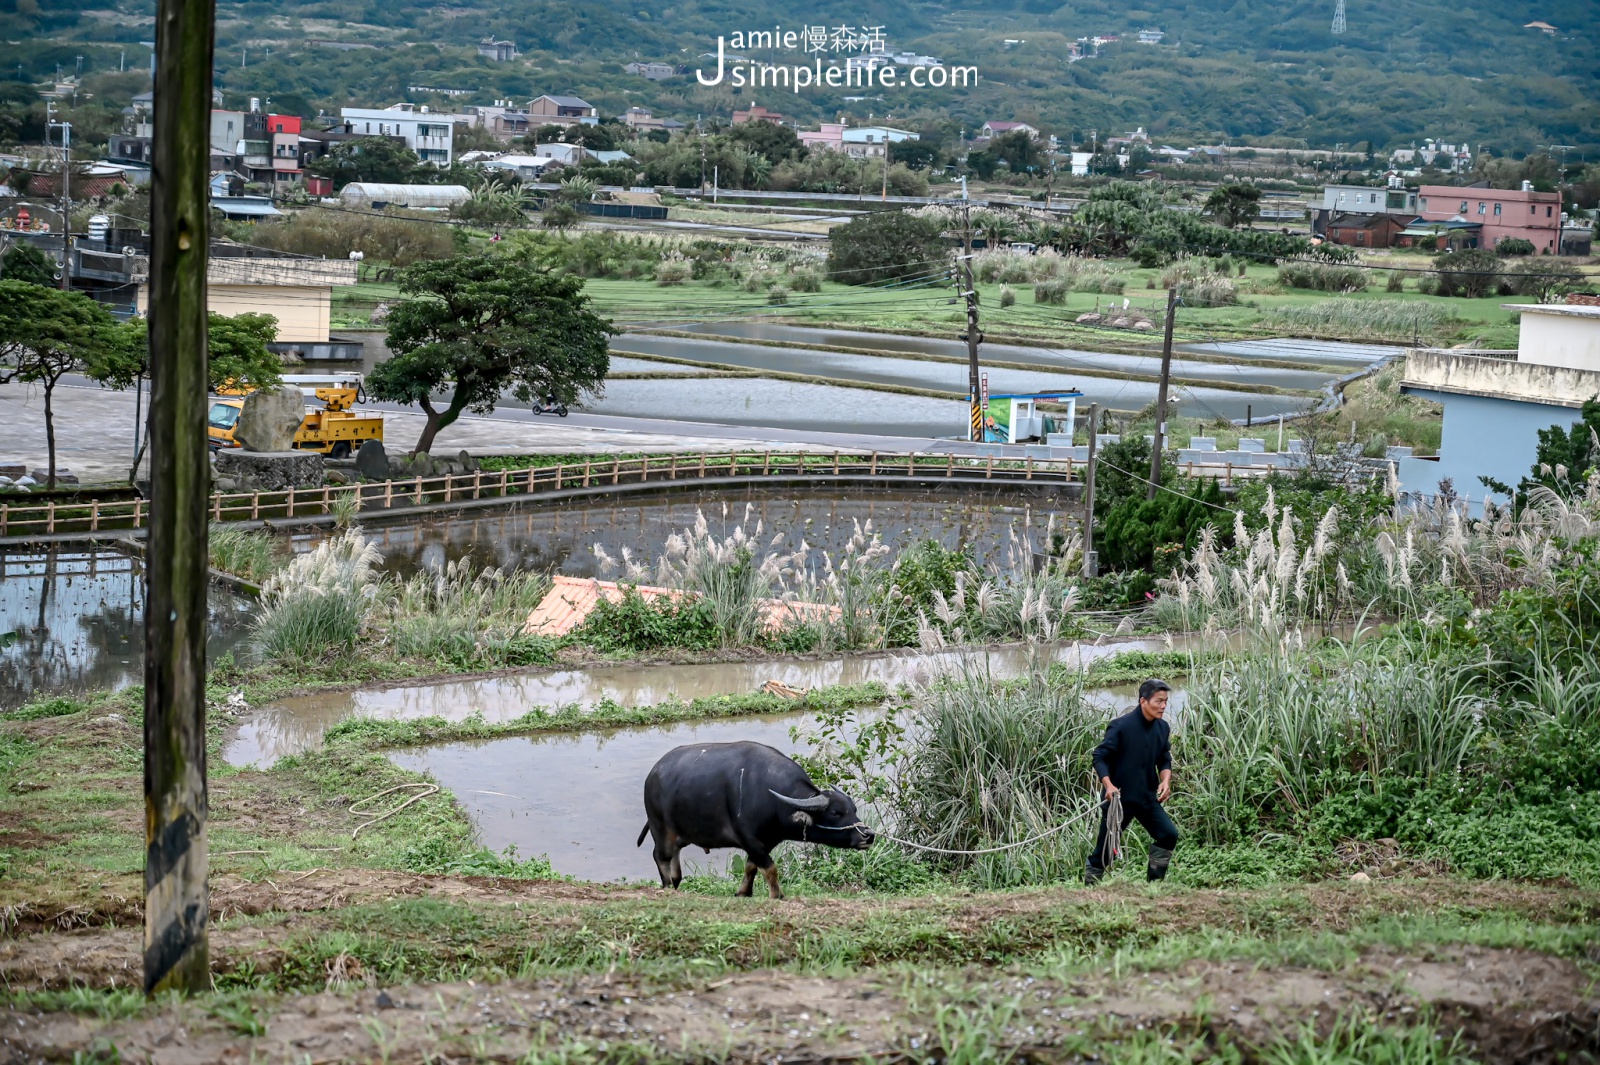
[135,284,332,343]
[1517,308,1600,372]
[1398,388,1581,508]
[1402,349,1600,407]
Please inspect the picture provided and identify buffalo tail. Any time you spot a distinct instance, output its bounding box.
[636,823,650,848]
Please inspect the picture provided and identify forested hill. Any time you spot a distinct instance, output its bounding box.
[6,0,1597,154]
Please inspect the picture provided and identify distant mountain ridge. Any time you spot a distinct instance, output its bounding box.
[8,0,1597,154]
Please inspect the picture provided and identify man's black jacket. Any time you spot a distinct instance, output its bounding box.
[1091,708,1172,805]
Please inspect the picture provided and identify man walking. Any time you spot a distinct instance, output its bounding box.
[1085,678,1179,884]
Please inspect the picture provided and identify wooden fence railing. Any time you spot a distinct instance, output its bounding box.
[0,449,1280,540]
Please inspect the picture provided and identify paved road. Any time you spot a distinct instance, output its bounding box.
[0,378,969,487]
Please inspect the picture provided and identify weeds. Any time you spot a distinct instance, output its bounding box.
[254,528,382,660]
[1261,299,1455,342]
[208,524,282,582]
[386,558,553,669]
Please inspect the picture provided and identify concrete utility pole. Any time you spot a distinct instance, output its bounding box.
[143,0,215,996]
[45,102,71,290]
[1148,287,1178,498]
[1082,402,1099,577]
[961,204,982,441]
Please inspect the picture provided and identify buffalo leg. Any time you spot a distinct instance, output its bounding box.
[737,860,758,897]
[652,834,682,890]
[761,863,784,900]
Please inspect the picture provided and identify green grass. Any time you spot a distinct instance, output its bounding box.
[321,682,891,751]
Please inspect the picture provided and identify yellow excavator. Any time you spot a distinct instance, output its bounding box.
[207,374,384,458]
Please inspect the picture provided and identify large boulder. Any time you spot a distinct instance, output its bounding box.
[213,450,325,492]
[233,386,306,452]
[355,439,389,482]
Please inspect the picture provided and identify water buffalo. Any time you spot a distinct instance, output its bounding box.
[637,740,876,898]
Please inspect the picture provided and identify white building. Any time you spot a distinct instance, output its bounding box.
[1137,28,1165,43]
[339,104,471,165]
[1398,301,1600,512]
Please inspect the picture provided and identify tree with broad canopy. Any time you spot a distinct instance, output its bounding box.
[0,281,121,488]
[368,256,614,455]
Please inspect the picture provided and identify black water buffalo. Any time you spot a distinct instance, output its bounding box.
[637,740,876,898]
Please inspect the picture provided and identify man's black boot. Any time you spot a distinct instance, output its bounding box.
[1147,846,1173,882]
[1084,864,1105,886]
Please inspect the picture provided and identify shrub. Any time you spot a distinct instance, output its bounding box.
[1502,258,1585,303]
[572,587,720,653]
[826,210,950,285]
[1277,262,1369,293]
[1495,237,1536,257]
[1034,278,1067,304]
[998,284,1016,308]
[973,250,1038,285]
[767,283,790,305]
[788,269,823,292]
[1057,256,1127,294]
[879,539,974,646]
[1430,249,1502,298]
[1160,260,1239,305]
[1131,244,1170,268]
[654,258,692,285]
[1099,478,1230,572]
[888,667,1107,886]
[1385,270,1405,292]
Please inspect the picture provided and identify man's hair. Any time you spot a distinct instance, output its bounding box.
[1138,678,1171,703]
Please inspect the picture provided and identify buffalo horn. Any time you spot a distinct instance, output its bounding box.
[769,789,830,812]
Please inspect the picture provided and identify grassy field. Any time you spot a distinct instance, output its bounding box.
[334,255,1568,349]
[2,686,1597,1062]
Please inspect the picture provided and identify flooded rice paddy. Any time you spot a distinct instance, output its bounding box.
[222,637,1185,767]
[636,327,1344,392]
[0,547,255,708]
[234,640,1189,881]
[609,337,1326,423]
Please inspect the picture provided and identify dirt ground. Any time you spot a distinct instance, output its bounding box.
[1,944,1595,1063]
[0,874,1597,1062]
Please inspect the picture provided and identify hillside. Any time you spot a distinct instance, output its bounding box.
[4,0,1597,154]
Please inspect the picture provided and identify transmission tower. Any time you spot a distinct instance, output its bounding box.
[1331,0,1346,34]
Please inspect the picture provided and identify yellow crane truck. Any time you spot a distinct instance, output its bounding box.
[207,374,384,459]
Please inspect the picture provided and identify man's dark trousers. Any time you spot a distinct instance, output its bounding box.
[1085,799,1179,882]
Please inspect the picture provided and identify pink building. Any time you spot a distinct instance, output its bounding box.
[1416,185,1563,253]
[799,123,846,152]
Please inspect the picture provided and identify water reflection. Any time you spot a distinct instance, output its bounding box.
[0,547,255,708]
[224,637,1181,766]
[386,679,1181,883]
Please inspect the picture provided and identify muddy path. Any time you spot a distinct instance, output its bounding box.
[3,945,1597,1064]
[2,873,1597,991]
